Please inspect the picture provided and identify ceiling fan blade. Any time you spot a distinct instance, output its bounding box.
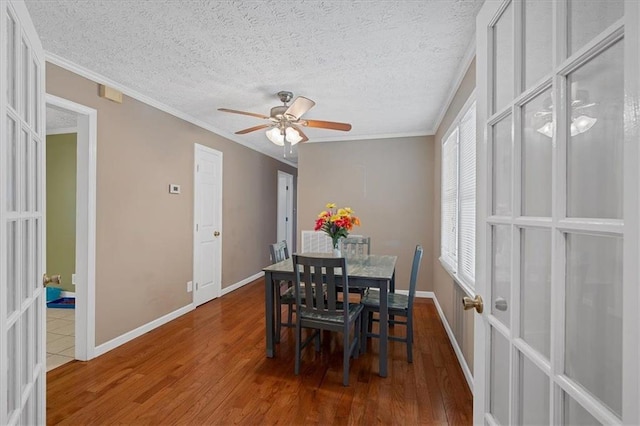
[284,96,315,120]
[291,124,309,143]
[218,108,270,120]
[302,119,352,132]
[235,124,272,134]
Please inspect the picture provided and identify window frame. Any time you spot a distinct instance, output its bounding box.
[440,92,477,297]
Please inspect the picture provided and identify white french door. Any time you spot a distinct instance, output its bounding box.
[1,0,46,424]
[474,0,639,424]
[193,143,222,306]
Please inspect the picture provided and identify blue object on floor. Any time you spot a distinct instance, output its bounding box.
[47,297,75,309]
[46,287,62,302]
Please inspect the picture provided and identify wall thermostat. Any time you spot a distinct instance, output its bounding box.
[169,184,181,194]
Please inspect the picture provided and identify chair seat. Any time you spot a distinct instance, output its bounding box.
[281,284,323,303]
[300,303,363,324]
[361,290,409,311]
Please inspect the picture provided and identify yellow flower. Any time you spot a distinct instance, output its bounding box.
[326,202,336,209]
[337,208,348,216]
[344,207,353,214]
[330,214,340,222]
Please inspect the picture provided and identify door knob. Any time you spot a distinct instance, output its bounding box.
[462,295,484,314]
[213,231,220,237]
[43,274,62,287]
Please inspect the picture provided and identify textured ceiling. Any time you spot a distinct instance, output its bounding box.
[46,106,77,133]
[26,0,483,163]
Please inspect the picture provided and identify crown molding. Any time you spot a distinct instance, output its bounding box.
[432,34,476,134]
[307,129,434,143]
[44,52,298,168]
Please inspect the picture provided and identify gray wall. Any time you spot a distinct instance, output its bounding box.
[46,63,297,345]
[297,136,434,293]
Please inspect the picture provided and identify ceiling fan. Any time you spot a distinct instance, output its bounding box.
[218,91,352,146]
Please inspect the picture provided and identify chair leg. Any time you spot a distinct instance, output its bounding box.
[360,308,369,355]
[353,317,360,360]
[407,314,413,363]
[288,302,294,326]
[294,323,302,375]
[343,327,350,386]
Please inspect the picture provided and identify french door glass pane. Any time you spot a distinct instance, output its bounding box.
[7,116,17,211]
[522,89,552,216]
[564,392,601,425]
[22,220,31,304]
[22,39,29,122]
[520,228,551,359]
[490,327,510,425]
[492,225,511,327]
[32,60,39,133]
[518,352,549,425]
[34,219,41,293]
[492,116,512,216]
[8,323,19,416]
[523,0,552,89]
[7,13,16,108]
[21,312,31,392]
[33,136,41,212]
[567,41,623,219]
[493,1,513,113]
[22,128,30,212]
[7,221,18,317]
[568,0,623,56]
[33,300,41,365]
[565,233,622,417]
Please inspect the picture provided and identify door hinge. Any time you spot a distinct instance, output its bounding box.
[196,223,199,231]
[196,282,199,290]
[197,164,200,172]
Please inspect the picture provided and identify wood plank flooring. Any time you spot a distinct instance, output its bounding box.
[47,278,472,425]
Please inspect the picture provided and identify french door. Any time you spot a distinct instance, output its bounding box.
[1,0,46,424]
[474,0,639,424]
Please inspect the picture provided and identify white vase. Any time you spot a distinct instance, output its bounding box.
[333,247,342,257]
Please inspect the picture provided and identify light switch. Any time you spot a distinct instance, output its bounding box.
[169,184,181,194]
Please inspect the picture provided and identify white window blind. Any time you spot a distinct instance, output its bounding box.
[440,99,476,290]
[441,128,458,269]
[458,103,476,284]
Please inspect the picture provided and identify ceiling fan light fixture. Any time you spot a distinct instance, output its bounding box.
[285,126,303,145]
[266,127,285,146]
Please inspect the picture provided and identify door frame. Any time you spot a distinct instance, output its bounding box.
[192,143,223,305]
[277,170,294,252]
[45,94,97,361]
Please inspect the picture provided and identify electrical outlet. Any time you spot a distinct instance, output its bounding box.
[72,273,77,286]
[187,281,193,292]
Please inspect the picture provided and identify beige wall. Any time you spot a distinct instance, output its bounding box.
[433,58,476,372]
[46,63,297,345]
[297,136,434,293]
[46,133,77,292]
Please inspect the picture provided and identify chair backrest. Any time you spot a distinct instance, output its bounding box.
[292,255,349,321]
[269,240,289,264]
[341,236,371,256]
[407,245,424,311]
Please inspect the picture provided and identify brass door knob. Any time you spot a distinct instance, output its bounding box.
[462,295,484,314]
[43,274,62,287]
[213,231,220,237]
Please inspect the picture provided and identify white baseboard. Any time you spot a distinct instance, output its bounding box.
[221,271,264,296]
[94,303,194,357]
[430,295,474,392]
[393,290,434,299]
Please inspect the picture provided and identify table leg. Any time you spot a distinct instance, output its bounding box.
[379,279,388,377]
[265,271,275,358]
[389,270,396,325]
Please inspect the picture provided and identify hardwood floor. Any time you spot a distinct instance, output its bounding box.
[47,279,472,425]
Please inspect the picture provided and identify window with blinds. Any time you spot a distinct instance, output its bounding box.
[440,100,476,289]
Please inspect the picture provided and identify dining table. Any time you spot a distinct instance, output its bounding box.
[262,252,397,378]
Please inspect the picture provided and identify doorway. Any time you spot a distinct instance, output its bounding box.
[45,95,97,365]
[277,171,294,252]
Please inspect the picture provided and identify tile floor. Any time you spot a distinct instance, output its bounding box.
[47,307,75,371]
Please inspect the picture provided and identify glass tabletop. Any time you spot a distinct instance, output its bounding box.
[263,253,397,280]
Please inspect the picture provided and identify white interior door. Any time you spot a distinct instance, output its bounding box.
[474,0,639,424]
[193,144,222,306]
[277,170,293,252]
[1,0,46,424]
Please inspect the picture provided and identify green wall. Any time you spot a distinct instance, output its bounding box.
[46,133,76,293]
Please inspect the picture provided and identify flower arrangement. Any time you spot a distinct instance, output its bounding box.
[314,202,361,249]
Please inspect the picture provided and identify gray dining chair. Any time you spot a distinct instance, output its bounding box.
[360,245,423,362]
[292,254,363,386]
[341,236,371,256]
[269,241,295,340]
